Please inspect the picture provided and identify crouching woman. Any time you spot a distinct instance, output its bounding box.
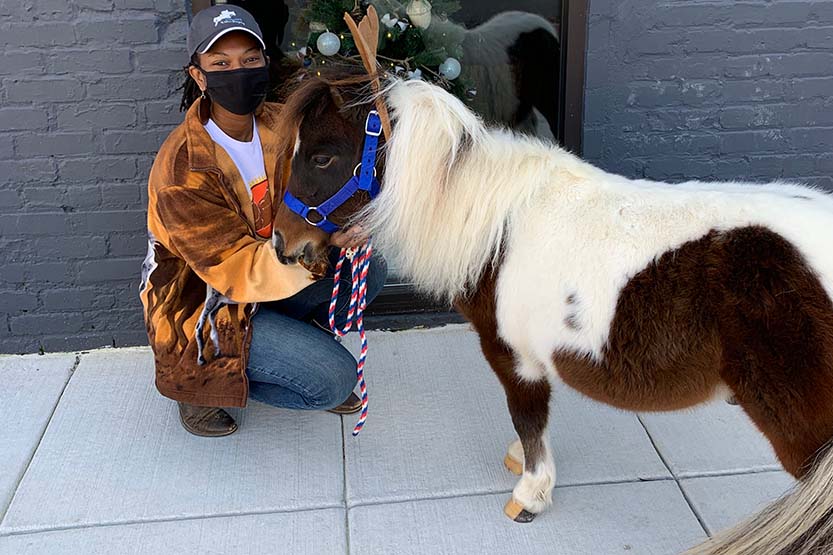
[140,5,386,437]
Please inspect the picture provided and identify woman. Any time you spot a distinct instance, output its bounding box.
[140,5,386,437]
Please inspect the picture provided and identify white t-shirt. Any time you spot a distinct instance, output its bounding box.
[204,118,273,238]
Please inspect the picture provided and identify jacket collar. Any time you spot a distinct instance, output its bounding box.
[183,97,289,223]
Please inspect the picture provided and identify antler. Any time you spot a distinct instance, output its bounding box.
[343,5,393,139]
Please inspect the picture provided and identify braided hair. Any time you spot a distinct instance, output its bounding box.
[179,54,202,112]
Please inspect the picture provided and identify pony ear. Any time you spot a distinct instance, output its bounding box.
[344,5,392,139]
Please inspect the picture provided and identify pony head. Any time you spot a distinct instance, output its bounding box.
[272,69,382,272]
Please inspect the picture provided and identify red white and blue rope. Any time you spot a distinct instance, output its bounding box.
[328,240,373,436]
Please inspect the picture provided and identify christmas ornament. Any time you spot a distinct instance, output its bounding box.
[439,56,461,80]
[407,68,423,80]
[406,0,432,29]
[316,31,341,56]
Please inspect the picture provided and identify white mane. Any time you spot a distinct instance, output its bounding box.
[360,79,576,302]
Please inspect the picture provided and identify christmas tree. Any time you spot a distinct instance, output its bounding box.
[293,0,474,103]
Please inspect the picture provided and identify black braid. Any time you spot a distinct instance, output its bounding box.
[179,54,202,112]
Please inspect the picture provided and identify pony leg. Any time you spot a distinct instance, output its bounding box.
[478,337,554,522]
[503,366,554,523]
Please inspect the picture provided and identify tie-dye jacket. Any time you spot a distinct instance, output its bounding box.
[140,98,314,407]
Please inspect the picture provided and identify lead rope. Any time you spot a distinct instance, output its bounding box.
[328,239,373,435]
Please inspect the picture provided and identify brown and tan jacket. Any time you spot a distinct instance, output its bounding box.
[140,98,314,407]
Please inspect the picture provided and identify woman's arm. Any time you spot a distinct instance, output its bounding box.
[155,182,314,303]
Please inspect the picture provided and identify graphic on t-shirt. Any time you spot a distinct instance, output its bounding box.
[250,177,272,238]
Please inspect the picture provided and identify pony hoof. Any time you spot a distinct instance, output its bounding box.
[726,395,739,405]
[504,453,523,476]
[197,356,206,366]
[504,498,537,523]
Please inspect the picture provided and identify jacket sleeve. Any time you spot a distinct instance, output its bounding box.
[155,182,315,303]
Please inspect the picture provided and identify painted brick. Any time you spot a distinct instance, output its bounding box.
[0,51,46,75]
[70,209,146,233]
[99,182,142,208]
[0,108,49,131]
[0,159,58,185]
[102,130,167,154]
[134,47,186,71]
[58,157,137,181]
[46,49,132,75]
[0,22,76,47]
[0,188,21,211]
[74,0,114,10]
[34,235,108,259]
[75,16,159,44]
[40,332,114,352]
[39,287,116,311]
[88,75,171,101]
[0,212,70,236]
[56,103,138,130]
[15,133,97,157]
[0,291,38,311]
[77,257,142,283]
[0,135,13,159]
[3,77,85,102]
[144,100,185,125]
[20,186,68,210]
[109,231,147,256]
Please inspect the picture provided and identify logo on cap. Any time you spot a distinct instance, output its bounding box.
[213,9,243,26]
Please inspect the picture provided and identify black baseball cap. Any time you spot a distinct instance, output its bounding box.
[187,5,266,59]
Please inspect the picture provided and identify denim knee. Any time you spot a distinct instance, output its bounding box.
[308,358,357,409]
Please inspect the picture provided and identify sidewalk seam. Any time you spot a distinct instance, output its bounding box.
[0,504,344,539]
[636,414,712,537]
[0,354,81,528]
[341,415,351,555]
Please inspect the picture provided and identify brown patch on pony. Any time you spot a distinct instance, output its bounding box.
[563,313,581,331]
[551,225,833,478]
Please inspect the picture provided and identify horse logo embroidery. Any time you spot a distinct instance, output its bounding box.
[213,9,237,26]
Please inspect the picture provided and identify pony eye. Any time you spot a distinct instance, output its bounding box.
[312,155,334,169]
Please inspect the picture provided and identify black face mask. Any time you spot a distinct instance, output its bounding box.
[200,65,270,115]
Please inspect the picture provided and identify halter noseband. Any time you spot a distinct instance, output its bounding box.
[283,111,383,233]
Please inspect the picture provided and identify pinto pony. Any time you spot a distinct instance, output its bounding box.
[272,73,833,555]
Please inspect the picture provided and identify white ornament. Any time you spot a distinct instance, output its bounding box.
[316,31,341,56]
[382,13,410,31]
[406,0,432,29]
[381,13,398,28]
[407,68,422,80]
[439,57,461,80]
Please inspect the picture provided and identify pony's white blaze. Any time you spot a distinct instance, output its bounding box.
[366,79,833,366]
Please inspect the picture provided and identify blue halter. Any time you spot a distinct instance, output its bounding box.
[283,111,383,234]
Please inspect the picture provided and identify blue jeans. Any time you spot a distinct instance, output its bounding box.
[246,248,387,410]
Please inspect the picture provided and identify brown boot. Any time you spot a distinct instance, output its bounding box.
[178,402,238,437]
[327,392,362,415]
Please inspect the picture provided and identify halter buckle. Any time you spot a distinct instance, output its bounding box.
[365,110,382,137]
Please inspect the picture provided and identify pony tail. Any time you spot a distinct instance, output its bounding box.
[683,442,833,555]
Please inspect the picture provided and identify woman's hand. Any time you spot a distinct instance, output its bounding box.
[330,225,368,249]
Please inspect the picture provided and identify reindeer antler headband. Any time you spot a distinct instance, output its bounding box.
[343,5,393,140]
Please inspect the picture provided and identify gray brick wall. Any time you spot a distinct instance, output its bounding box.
[0,0,187,353]
[584,0,833,189]
[2,0,832,353]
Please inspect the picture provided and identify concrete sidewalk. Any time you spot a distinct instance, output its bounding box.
[0,325,793,554]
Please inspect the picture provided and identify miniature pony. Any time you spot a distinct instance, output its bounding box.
[273,74,833,555]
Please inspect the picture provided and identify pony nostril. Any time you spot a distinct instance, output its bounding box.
[272,231,286,258]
